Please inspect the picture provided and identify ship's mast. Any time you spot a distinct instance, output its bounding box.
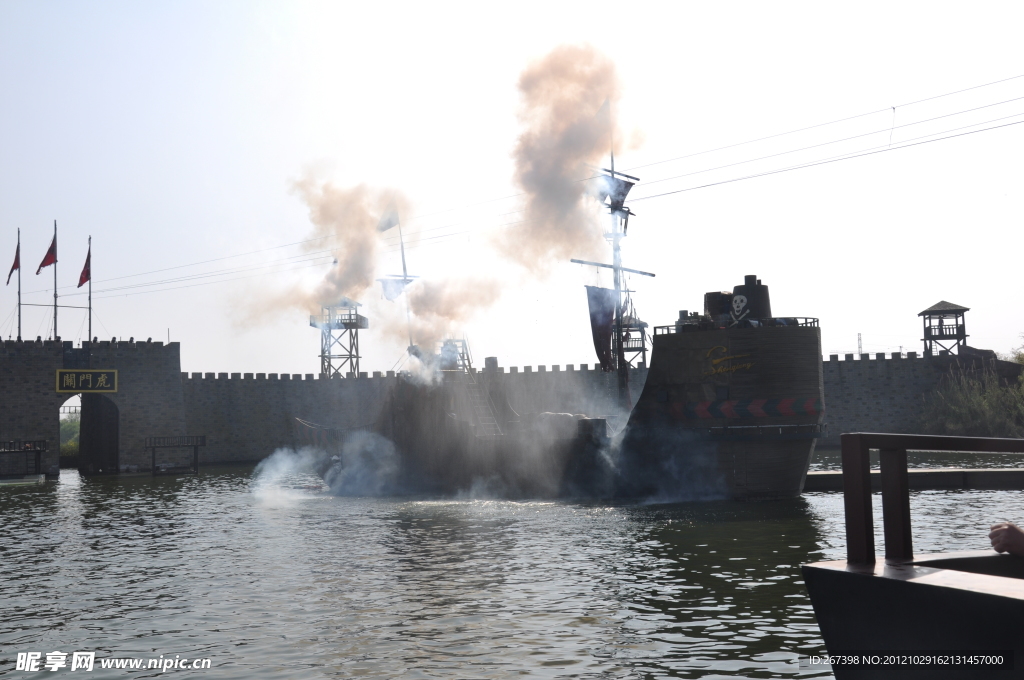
[607,152,632,407]
[376,203,418,352]
[571,156,652,410]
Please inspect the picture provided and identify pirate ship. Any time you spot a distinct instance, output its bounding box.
[297,159,824,500]
[572,159,824,500]
[616,276,824,500]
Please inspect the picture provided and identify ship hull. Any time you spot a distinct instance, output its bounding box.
[619,324,824,500]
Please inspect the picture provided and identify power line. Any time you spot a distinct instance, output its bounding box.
[20,108,1021,303]
[621,73,1024,173]
[388,109,1024,250]
[86,235,334,286]
[639,94,1024,188]
[87,259,332,300]
[630,118,1024,203]
[8,113,1016,302]
[378,89,1024,250]
[9,73,1022,301]
[57,254,336,298]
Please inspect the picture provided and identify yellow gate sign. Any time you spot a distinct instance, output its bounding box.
[56,370,118,393]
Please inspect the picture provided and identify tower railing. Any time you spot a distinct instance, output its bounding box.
[309,312,368,330]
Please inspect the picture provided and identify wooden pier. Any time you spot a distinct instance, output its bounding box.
[805,467,1024,492]
[802,433,1024,679]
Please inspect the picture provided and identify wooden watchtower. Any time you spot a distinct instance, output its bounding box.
[310,297,369,377]
[919,300,969,356]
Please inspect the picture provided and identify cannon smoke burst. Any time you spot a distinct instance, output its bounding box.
[499,44,625,272]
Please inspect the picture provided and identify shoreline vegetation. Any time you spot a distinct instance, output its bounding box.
[60,412,79,466]
[921,340,1024,439]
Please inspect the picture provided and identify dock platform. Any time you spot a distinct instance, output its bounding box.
[805,467,1024,492]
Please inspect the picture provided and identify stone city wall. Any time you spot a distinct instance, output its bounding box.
[819,353,944,447]
[0,338,185,475]
[180,364,649,463]
[0,337,972,476]
[178,353,961,462]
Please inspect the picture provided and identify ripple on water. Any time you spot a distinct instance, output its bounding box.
[2,467,1023,678]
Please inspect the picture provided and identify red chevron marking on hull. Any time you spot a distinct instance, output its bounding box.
[719,400,738,419]
[803,397,819,416]
[695,401,712,419]
[748,399,767,417]
[777,398,796,416]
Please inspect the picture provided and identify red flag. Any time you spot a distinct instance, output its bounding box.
[36,236,56,274]
[5,242,18,285]
[77,245,91,288]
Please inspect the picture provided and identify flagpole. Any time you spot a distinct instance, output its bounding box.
[17,228,21,340]
[88,236,92,344]
[53,220,57,340]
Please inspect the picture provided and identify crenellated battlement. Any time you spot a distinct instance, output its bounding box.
[0,336,187,477]
[1,328,975,475]
[177,363,618,382]
[826,352,920,362]
[1,338,177,350]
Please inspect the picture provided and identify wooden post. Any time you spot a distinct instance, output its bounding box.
[151,446,155,474]
[841,433,874,564]
[880,447,913,561]
[193,444,199,475]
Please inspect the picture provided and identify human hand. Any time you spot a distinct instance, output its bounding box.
[989,522,1024,557]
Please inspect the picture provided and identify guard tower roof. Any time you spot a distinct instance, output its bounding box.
[918,300,969,316]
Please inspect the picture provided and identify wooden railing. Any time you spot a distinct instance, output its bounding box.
[146,436,206,475]
[0,440,46,475]
[655,317,819,334]
[145,436,206,448]
[841,433,1024,564]
[924,325,965,339]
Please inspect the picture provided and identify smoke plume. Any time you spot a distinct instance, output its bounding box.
[406,277,502,347]
[250,46,634,366]
[371,275,502,384]
[290,178,411,310]
[500,44,624,271]
[323,431,401,496]
[251,447,324,505]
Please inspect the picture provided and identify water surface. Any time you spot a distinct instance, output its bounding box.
[2,467,1022,678]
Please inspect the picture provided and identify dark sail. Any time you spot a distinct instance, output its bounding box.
[585,285,617,372]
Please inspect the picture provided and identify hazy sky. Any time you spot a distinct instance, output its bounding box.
[2,2,1022,375]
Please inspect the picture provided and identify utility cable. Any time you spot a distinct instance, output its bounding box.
[10,74,1022,298]
[629,118,1024,203]
[620,73,1024,173]
[638,95,1024,188]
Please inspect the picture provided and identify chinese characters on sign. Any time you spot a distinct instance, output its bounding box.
[16,651,94,672]
[55,370,118,393]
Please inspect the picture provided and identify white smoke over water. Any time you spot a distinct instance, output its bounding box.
[322,431,401,496]
[252,433,401,498]
[251,447,325,505]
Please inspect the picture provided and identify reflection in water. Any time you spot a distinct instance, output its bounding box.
[2,468,1023,678]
